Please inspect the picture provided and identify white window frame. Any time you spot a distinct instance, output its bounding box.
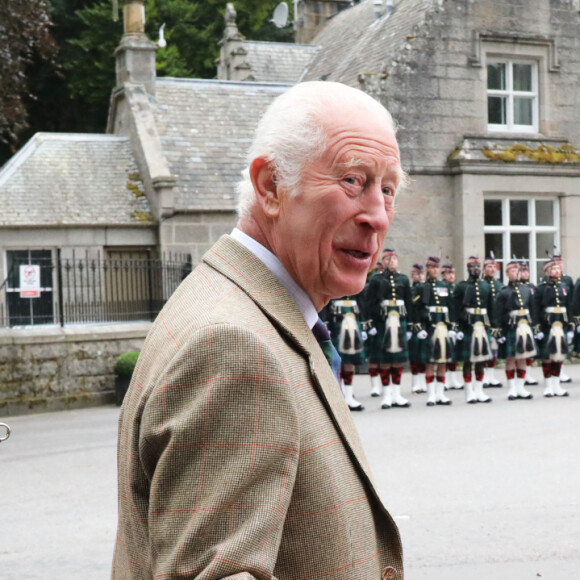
[483,197,560,284]
[487,59,539,133]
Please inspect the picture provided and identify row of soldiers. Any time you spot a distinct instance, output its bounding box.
[320,249,580,410]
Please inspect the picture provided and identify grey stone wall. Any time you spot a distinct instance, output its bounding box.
[0,323,149,416]
[385,0,580,171]
[160,211,238,266]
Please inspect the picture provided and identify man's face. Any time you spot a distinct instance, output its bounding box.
[443,270,455,283]
[520,267,529,281]
[467,262,481,278]
[555,259,564,274]
[506,267,519,282]
[426,264,439,280]
[484,262,496,277]
[548,263,562,278]
[271,107,401,309]
[383,254,398,272]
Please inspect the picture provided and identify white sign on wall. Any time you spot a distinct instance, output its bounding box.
[19,265,41,298]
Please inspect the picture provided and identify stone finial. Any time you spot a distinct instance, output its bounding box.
[121,0,146,35]
[225,3,237,26]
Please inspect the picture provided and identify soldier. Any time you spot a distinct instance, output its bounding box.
[552,253,574,384]
[482,258,504,388]
[572,276,580,355]
[365,249,412,409]
[533,259,573,397]
[494,261,535,400]
[441,263,464,390]
[453,256,494,404]
[519,261,540,386]
[414,256,455,406]
[409,263,427,393]
[322,294,366,411]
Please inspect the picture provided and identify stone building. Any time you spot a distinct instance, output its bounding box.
[1,0,580,410]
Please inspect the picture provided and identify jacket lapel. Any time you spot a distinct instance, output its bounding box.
[203,236,380,491]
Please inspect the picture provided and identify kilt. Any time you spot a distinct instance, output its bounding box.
[536,318,569,361]
[498,317,537,360]
[415,313,453,365]
[455,317,492,363]
[328,308,366,366]
[367,314,409,365]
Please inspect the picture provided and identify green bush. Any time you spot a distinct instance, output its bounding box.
[114,351,140,379]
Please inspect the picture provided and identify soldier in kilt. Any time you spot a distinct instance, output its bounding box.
[533,259,573,397]
[441,263,464,390]
[494,261,536,400]
[483,258,504,388]
[573,276,580,355]
[415,256,456,406]
[520,262,540,386]
[552,253,575,384]
[453,256,494,404]
[322,294,367,411]
[364,249,412,409]
[409,263,427,393]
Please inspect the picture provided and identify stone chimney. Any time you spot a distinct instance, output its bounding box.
[115,0,157,95]
[216,3,253,81]
[295,0,352,44]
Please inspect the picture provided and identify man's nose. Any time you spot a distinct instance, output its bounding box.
[356,183,391,233]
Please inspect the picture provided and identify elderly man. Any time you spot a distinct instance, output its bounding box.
[112,82,405,580]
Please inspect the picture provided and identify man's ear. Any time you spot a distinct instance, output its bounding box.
[249,157,280,218]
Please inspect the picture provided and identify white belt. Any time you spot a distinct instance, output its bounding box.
[509,309,529,317]
[428,306,448,314]
[381,299,405,307]
[333,299,357,307]
[466,307,487,315]
[545,306,566,314]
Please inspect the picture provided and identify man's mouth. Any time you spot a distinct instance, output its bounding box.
[344,249,371,260]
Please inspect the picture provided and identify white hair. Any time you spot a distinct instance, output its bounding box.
[236,81,398,219]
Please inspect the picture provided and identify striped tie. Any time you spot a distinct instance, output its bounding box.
[312,318,341,384]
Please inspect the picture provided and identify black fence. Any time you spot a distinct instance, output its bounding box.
[0,250,192,328]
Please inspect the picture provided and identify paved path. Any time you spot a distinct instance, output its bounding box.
[1,365,579,579]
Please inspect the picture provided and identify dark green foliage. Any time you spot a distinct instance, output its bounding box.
[114,350,140,378]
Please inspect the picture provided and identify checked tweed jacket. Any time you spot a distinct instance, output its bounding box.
[112,235,404,580]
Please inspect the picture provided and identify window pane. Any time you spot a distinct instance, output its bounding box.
[535,200,554,226]
[510,233,529,260]
[487,63,506,90]
[513,63,532,91]
[510,200,528,225]
[488,96,506,125]
[536,232,556,261]
[485,233,503,259]
[514,97,533,126]
[484,200,502,226]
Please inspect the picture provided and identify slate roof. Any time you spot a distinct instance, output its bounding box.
[152,78,290,211]
[302,0,434,86]
[0,134,152,226]
[241,41,319,83]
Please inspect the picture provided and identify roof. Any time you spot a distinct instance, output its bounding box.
[0,134,153,227]
[242,41,319,83]
[152,78,290,211]
[302,0,434,86]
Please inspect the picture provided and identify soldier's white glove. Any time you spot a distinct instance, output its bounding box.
[577,325,580,334]
[535,331,544,341]
[361,331,368,341]
[456,331,464,341]
[448,330,456,341]
[417,330,428,340]
[497,336,507,344]
[406,331,412,341]
[368,327,378,336]
[567,331,574,342]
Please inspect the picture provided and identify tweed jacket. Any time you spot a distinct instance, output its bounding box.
[112,235,403,580]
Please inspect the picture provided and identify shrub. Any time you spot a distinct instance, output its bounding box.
[114,351,140,379]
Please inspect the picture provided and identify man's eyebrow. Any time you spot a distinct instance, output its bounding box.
[341,157,408,189]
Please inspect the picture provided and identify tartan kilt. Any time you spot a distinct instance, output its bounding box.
[454,324,493,363]
[367,318,409,364]
[329,317,366,366]
[415,322,454,364]
[536,317,569,361]
[498,324,537,360]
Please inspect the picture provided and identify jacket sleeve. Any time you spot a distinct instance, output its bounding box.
[139,323,299,580]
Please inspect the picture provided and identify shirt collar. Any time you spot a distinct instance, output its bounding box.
[230,228,319,329]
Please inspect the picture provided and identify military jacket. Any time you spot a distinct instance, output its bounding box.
[364,270,412,324]
[483,276,503,324]
[453,277,496,328]
[494,282,535,329]
[533,278,572,327]
[572,278,580,320]
[414,278,455,327]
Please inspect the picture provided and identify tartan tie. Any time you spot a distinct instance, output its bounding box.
[312,318,341,383]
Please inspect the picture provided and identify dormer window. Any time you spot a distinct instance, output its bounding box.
[487,60,538,133]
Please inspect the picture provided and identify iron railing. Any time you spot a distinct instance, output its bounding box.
[0,251,192,328]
